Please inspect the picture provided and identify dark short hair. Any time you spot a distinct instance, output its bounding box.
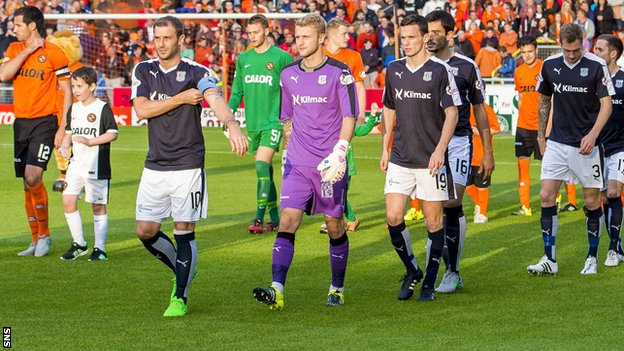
[363,38,372,43]
[248,14,269,29]
[400,14,428,36]
[425,10,455,35]
[560,23,583,44]
[598,34,624,61]
[518,35,537,48]
[154,15,184,38]
[14,6,44,32]
[71,66,98,86]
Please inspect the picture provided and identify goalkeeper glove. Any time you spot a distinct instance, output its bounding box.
[281,149,287,174]
[317,139,349,184]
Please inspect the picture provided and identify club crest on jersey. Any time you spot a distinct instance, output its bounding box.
[450,67,459,76]
[423,71,432,82]
[318,75,327,85]
[176,71,186,82]
[87,113,96,123]
[446,85,458,96]
[580,68,588,77]
[37,54,46,63]
[340,73,354,85]
[475,79,483,91]
[616,80,623,88]
[266,62,274,70]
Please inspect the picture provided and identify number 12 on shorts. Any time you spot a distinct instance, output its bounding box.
[37,144,51,162]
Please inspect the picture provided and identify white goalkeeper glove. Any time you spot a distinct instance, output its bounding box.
[317,139,349,184]
[281,149,287,174]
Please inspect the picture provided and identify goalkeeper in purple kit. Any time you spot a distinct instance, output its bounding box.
[252,13,358,309]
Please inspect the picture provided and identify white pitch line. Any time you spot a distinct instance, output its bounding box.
[0,143,540,165]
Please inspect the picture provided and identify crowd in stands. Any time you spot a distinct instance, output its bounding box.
[0,0,623,102]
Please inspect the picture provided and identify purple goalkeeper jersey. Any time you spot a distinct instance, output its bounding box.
[280,57,359,167]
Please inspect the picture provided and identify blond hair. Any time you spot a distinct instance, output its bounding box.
[327,17,350,32]
[296,14,327,36]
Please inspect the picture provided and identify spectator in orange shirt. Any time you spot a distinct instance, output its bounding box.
[374,67,385,89]
[481,2,498,26]
[499,22,518,53]
[466,21,483,54]
[475,38,501,77]
[356,21,376,50]
[560,0,575,24]
[491,0,505,18]
[194,36,213,66]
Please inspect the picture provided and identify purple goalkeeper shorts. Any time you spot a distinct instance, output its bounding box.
[280,163,347,218]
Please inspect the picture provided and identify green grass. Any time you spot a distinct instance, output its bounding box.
[1,125,622,350]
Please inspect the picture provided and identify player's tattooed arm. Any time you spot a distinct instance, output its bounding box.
[537,94,551,155]
[537,94,551,140]
[205,88,248,156]
[282,119,292,150]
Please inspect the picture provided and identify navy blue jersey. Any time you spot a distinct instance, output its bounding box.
[600,68,624,156]
[445,54,486,137]
[383,56,462,168]
[537,52,614,147]
[131,58,215,171]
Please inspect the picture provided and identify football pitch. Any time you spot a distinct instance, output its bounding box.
[1,125,622,350]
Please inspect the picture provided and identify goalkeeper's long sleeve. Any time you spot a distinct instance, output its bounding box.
[354,113,381,137]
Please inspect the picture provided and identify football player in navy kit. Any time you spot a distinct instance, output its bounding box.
[131,16,248,317]
[593,34,624,267]
[425,10,494,294]
[381,14,461,302]
[528,23,614,276]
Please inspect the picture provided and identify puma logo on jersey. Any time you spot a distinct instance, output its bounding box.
[395,71,403,79]
[150,70,158,78]
[553,68,561,75]
[290,75,299,83]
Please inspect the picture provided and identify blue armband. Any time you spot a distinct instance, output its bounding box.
[198,75,217,94]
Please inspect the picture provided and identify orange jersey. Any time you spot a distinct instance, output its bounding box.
[4,41,69,119]
[55,60,83,122]
[323,47,366,82]
[470,103,500,166]
[514,59,543,131]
